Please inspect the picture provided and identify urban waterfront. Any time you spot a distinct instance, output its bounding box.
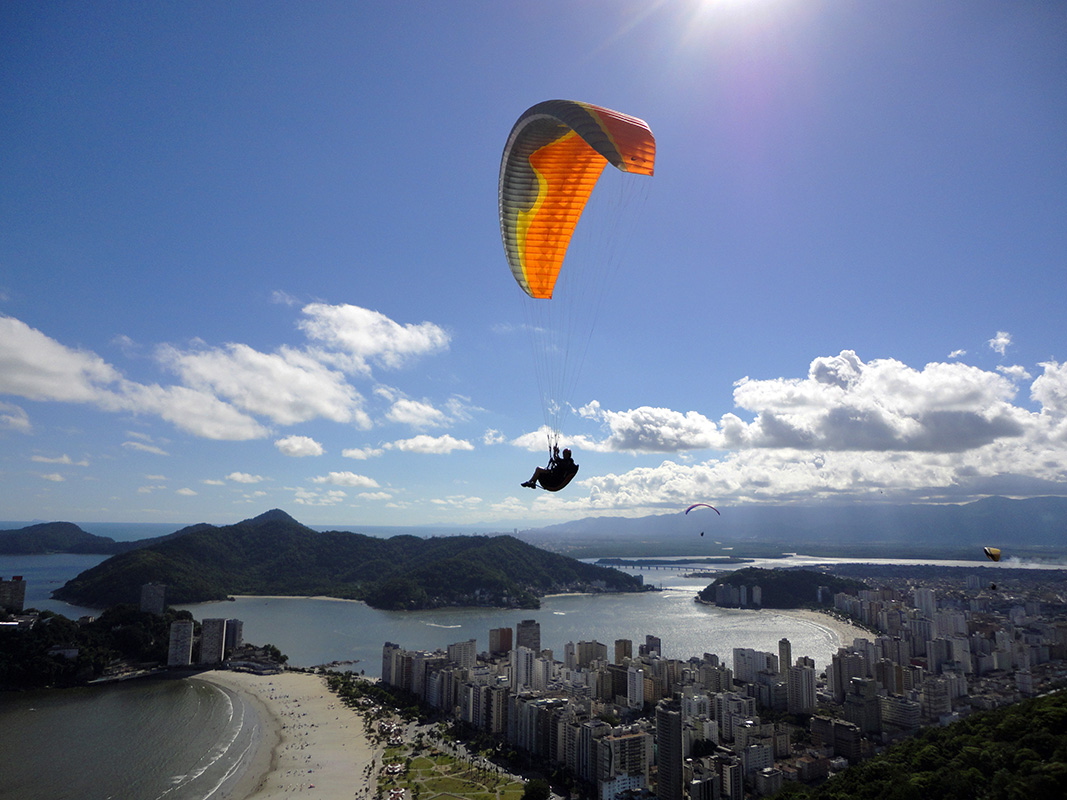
[8,552,867,673]
[8,551,1052,675]
[0,554,856,800]
[3,551,1063,800]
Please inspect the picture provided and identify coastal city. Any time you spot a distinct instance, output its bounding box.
[3,561,1067,798]
[372,566,1067,799]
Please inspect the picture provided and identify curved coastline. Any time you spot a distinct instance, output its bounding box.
[770,607,871,650]
[196,670,382,800]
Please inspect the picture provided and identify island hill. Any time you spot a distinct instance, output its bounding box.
[0,521,186,555]
[46,510,649,611]
[697,566,867,609]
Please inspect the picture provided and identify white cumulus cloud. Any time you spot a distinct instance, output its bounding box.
[275,435,324,457]
[358,491,393,501]
[385,434,474,454]
[227,472,265,484]
[989,330,1012,356]
[342,446,384,459]
[728,351,1025,453]
[0,316,120,402]
[385,398,448,429]
[595,406,723,452]
[552,356,1067,514]
[311,471,380,488]
[158,342,370,428]
[298,303,449,373]
[292,487,347,505]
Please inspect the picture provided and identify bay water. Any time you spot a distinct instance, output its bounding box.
[0,550,1027,800]
[0,674,262,800]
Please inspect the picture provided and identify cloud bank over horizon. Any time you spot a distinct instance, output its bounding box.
[3,308,1065,518]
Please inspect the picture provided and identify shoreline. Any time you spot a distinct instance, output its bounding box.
[771,607,872,650]
[195,669,382,800]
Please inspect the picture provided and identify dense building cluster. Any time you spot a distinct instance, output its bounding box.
[380,574,1067,799]
[165,616,245,666]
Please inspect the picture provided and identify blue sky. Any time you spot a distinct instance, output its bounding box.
[2,1,1065,529]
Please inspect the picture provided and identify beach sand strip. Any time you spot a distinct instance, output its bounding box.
[198,669,381,800]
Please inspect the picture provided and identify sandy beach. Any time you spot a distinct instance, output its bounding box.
[776,607,872,650]
[197,669,381,800]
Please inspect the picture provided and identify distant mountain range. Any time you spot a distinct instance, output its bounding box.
[6,497,1065,561]
[514,496,1067,559]
[46,509,648,610]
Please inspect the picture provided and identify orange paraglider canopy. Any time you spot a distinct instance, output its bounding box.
[499,100,655,299]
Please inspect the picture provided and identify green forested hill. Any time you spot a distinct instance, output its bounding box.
[776,690,1067,799]
[698,567,867,608]
[51,509,647,610]
[0,521,199,555]
[0,521,125,554]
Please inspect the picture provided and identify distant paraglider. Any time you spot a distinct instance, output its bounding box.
[685,503,720,516]
[983,547,1003,590]
[685,503,720,538]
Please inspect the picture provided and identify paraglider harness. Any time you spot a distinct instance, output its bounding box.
[537,440,579,492]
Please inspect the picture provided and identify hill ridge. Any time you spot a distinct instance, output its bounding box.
[50,509,648,610]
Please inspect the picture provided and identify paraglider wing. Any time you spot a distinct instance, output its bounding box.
[983,546,1002,562]
[685,503,720,515]
[499,100,656,299]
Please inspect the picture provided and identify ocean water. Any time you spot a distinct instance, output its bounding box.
[0,676,261,800]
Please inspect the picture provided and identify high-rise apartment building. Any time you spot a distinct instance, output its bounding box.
[200,618,227,664]
[626,665,645,709]
[382,642,402,687]
[168,619,194,666]
[778,638,791,674]
[489,627,513,655]
[732,648,778,683]
[614,638,632,664]
[786,664,817,714]
[516,619,540,653]
[655,698,684,800]
[577,639,607,668]
[513,645,536,690]
[448,638,477,670]
[225,619,243,652]
[597,724,652,798]
[828,648,867,704]
[913,588,937,618]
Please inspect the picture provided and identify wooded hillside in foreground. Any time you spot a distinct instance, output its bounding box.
[775,690,1067,799]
